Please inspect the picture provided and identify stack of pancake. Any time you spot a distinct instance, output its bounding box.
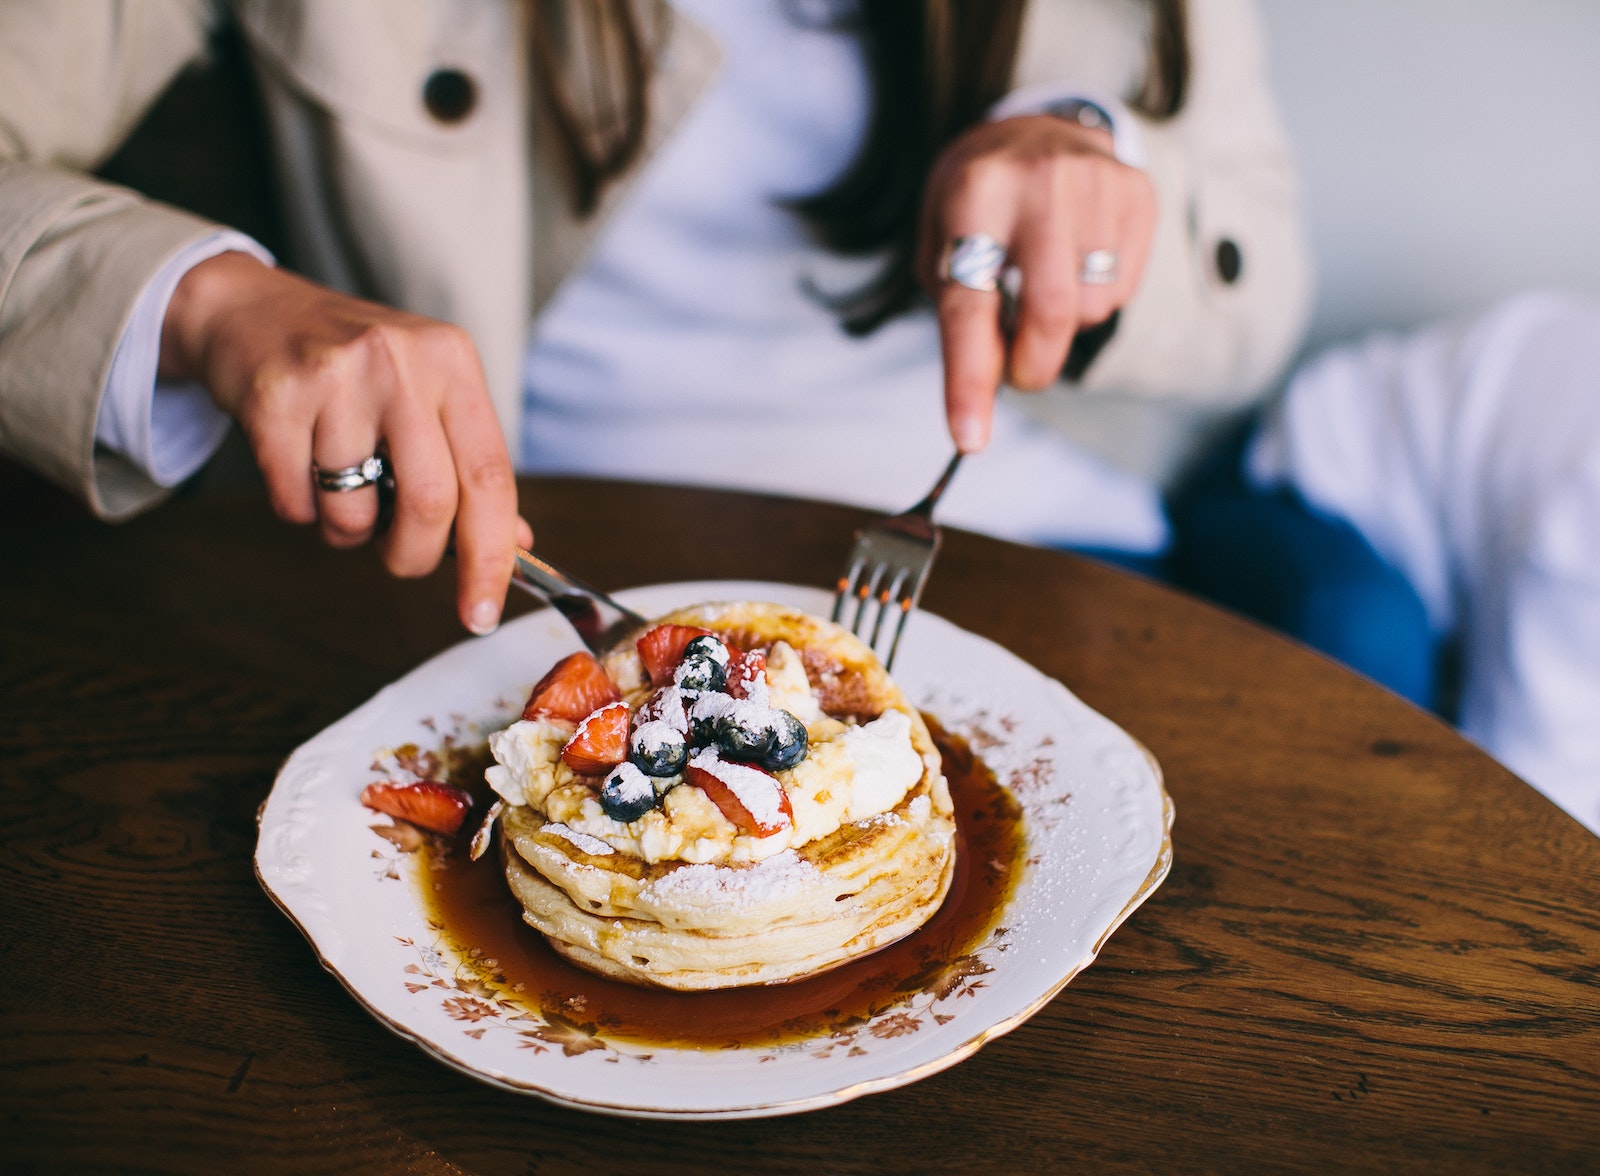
[495,601,956,990]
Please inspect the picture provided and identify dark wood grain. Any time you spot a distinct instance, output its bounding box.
[3,478,1597,1174]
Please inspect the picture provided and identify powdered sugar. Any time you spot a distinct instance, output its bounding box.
[689,747,787,827]
[632,717,683,754]
[727,659,770,707]
[690,690,780,735]
[689,690,733,726]
[541,821,615,856]
[688,635,731,667]
[573,700,627,740]
[640,848,821,912]
[638,684,691,733]
[606,761,655,805]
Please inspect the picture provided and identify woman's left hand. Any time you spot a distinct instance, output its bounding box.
[918,113,1157,451]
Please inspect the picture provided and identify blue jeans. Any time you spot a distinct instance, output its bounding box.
[1161,469,1439,713]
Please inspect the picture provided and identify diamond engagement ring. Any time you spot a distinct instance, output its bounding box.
[313,454,388,492]
[1079,248,1119,286]
[940,234,1008,293]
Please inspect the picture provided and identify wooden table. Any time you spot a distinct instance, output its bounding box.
[4,477,1597,1172]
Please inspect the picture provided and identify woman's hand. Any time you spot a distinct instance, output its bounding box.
[918,114,1157,451]
[159,252,530,634]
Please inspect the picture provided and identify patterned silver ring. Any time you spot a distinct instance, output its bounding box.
[1079,248,1119,286]
[313,454,387,493]
[940,234,1008,293]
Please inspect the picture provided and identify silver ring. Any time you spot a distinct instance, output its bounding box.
[313,454,387,493]
[1079,248,1119,286]
[940,234,1008,293]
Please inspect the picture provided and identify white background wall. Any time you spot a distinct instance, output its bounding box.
[1257,0,1600,351]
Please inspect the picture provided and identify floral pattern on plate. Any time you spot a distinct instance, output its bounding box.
[256,581,1172,1119]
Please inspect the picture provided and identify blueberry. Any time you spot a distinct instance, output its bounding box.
[599,762,660,822]
[688,690,732,746]
[715,712,776,762]
[688,709,719,747]
[630,720,689,777]
[674,653,726,693]
[683,635,730,667]
[761,709,809,771]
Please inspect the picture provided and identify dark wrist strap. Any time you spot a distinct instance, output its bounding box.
[1044,97,1115,135]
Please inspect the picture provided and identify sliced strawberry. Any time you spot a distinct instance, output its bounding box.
[361,780,473,836]
[636,624,717,685]
[523,651,621,722]
[636,684,691,734]
[725,648,767,699]
[687,755,793,837]
[560,701,630,776]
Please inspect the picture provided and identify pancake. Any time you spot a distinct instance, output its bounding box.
[486,601,956,990]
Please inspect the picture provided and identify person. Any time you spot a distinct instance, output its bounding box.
[0,0,1309,634]
[1242,292,1600,835]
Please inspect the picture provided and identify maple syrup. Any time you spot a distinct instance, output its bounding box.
[418,717,1024,1050]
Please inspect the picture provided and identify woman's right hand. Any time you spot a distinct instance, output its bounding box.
[158,252,528,635]
[917,114,1157,453]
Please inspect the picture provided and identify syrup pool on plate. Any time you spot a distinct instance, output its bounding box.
[414,718,1025,1051]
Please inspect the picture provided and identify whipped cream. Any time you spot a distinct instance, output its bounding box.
[485,718,576,808]
[488,639,924,864]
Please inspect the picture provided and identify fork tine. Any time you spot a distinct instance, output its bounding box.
[883,574,923,671]
[868,566,911,653]
[832,553,867,624]
[831,452,964,669]
[852,561,888,637]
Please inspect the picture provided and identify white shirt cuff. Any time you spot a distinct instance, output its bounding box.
[986,82,1148,169]
[95,231,275,487]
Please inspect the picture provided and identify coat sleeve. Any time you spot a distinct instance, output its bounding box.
[1081,0,1313,406]
[0,0,223,519]
[1011,0,1315,484]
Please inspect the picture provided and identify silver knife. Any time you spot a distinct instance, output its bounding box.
[508,546,647,654]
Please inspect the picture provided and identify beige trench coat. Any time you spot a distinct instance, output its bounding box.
[0,0,1310,519]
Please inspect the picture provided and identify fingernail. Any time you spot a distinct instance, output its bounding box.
[467,600,500,636]
[952,416,988,453]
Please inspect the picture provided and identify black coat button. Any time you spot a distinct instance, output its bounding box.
[423,68,477,123]
[1215,238,1243,284]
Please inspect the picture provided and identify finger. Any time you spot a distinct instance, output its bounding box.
[1005,194,1081,391]
[1106,173,1157,313]
[310,400,383,549]
[516,516,535,550]
[437,351,519,635]
[937,284,1008,452]
[377,394,459,579]
[244,378,318,525]
[1073,232,1127,329]
[929,166,1020,451]
[1074,166,1155,327]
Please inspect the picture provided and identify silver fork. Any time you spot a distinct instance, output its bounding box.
[832,452,963,670]
[509,546,647,654]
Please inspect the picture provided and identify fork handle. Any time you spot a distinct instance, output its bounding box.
[510,547,648,654]
[907,452,964,519]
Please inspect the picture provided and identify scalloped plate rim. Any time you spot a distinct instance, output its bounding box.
[255,579,1173,1118]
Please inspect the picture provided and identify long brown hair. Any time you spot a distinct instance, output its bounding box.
[529,0,661,216]
[531,0,1190,331]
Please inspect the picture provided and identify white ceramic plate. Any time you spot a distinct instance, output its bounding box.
[256,581,1172,1119]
